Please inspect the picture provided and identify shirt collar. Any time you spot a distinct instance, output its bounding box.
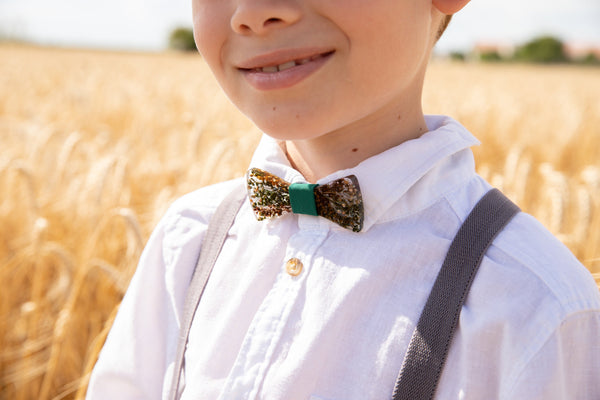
[248,115,480,233]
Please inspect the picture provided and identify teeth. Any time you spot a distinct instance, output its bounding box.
[278,61,297,71]
[262,65,279,73]
[255,54,325,73]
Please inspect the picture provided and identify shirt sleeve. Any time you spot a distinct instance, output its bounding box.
[505,310,600,399]
[85,212,183,400]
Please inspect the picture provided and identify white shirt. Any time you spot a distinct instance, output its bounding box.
[87,115,600,400]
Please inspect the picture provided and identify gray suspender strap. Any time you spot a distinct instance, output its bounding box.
[392,188,520,400]
[168,182,246,400]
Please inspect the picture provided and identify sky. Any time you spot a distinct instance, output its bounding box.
[0,0,599,53]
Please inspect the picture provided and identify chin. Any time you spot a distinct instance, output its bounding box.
[255,121,327,142]
[248,112,327,141]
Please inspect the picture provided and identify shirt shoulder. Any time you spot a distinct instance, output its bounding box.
[439,183,600,397]
[165,177,246,224]
[468,207,600,382]
[444,176,599,315]
[150,177,245,276]
[486,214,600,398]
[490,211,600,314]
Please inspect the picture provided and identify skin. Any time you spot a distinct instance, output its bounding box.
[192,0,470,183]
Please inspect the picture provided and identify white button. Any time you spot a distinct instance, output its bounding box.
[285,258,303,276]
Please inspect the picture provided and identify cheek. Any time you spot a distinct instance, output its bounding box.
[192,5,227,68]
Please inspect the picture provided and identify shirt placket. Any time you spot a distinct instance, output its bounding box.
[217,229,327,400]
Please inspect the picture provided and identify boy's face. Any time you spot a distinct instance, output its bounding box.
[192,0,444,141]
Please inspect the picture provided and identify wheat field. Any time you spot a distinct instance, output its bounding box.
[1,43,599,399]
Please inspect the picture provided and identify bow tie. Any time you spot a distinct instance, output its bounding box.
[246,168,364,232]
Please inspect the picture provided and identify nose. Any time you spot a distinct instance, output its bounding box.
[231,0,302,35]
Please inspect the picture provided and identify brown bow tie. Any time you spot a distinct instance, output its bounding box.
[246,168,364,232]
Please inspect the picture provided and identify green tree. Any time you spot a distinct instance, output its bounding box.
[514,36,567,64]
[479,50,503,63]
[169,27,197,52]
[579,52,600,66]
[449,51,466,62]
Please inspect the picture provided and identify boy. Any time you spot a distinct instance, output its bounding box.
[87,0,600,398]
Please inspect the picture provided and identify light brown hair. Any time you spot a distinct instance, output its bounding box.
[436,15,453,41]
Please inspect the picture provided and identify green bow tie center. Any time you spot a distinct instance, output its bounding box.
[288,183,320,216]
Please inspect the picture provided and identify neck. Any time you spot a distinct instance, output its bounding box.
[285,105,428,183]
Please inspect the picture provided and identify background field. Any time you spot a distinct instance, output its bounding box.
[1,44,599,399]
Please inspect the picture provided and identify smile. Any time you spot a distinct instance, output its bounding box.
[239,50,335,91]
[246,52,333,73]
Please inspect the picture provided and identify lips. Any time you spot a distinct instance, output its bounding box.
[237,49,334,90]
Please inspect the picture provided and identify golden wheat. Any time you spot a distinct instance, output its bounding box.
[1,44,599,399]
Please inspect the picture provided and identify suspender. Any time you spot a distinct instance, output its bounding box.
[393,188,519,399]
[168,186,519,400]
[168,184,247,400]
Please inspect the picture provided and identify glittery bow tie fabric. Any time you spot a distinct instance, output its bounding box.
[246,168,364,232]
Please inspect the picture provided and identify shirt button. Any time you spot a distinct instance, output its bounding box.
[285,258,303,276]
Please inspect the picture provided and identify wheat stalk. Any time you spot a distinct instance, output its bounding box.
[54,131,83,187]
[8,160,39,216]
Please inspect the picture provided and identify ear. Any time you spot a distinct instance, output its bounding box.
[432,0,470,15]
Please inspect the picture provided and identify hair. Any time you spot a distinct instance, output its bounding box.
[436,15,453,42]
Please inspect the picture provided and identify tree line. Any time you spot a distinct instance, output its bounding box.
[450,36,599,65]
[168,28,599,66]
